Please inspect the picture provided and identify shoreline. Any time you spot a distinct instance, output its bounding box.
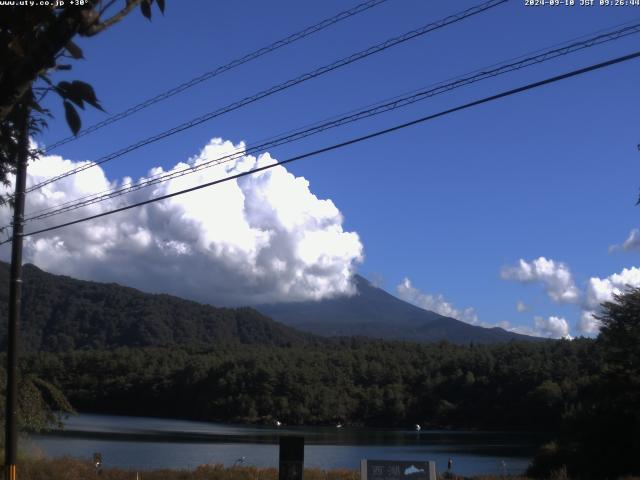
[26,412,538,476]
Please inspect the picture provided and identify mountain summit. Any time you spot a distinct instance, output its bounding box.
[258,275,538,344]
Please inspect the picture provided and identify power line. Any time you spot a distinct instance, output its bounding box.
[43,0,390,153]
[24,0,507,195]
[22,21,640,223]
[20,20,640,221]
[6,48,639,245]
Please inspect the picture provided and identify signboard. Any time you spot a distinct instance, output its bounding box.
[361,460,436,480]
[279,436,304,480]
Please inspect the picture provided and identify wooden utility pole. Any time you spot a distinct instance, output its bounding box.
[4,104,30,480]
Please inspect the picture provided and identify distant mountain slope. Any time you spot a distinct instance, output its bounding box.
[258,275,539,344]
[0,262,316,351]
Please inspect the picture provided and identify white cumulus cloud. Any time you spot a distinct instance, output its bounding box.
[516,300,527,312]
[396,278,479,324]
[578,310,600,335]
[0,137,364,306]
[504,315,571,339]
[534,315,571,339]
[501,257,580,303]
[578,266,640,334]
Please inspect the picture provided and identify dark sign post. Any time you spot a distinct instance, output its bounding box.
[360,460,436,480]
[279,436,304,480]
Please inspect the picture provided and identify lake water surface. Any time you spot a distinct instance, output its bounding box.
[28,413,544,477]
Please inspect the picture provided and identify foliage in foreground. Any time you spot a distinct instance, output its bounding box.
[18,456,640,480]
[527,288,640,479]
[12,456,585,480]
[11,457,640,480]
[0,371,74,436]
[17,457,358,480]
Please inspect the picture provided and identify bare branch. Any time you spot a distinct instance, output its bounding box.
[83,0,144,37]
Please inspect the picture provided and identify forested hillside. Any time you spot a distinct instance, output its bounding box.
[0,262,540,351]
[23,338,596,431]
[0,262,317,350]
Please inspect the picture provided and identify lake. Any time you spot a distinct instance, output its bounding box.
[27,413,544,477]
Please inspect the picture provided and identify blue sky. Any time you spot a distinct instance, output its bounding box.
[13,0,640,337]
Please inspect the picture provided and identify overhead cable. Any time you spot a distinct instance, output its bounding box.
[43,0,391,152]
[24,0,508,195]
[23,21,640,223]
[4,48,638,245]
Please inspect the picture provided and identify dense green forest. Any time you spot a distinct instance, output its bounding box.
[21,338,596,431]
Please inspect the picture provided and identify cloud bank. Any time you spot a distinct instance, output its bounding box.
[0,138,364,306]
[507,315,571,339]
[395,277,570,339]
[396,278,479,324]
[501,257,579,303]
[501,256,640,335]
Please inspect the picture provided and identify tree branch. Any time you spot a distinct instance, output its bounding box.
[0,7,90,122]
[0,0,148,122]
[83,0,143,37]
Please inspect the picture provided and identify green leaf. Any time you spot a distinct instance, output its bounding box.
[156,0,165,14]
[70,80,103,111]
[63,101,81,135]
[65,40,84,59]
[57,81,85,109]
[141,0,152,20]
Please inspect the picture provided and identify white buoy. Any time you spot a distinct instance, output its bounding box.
[336,423,343,428]
[275,420,282,427]
[415,424,421,431]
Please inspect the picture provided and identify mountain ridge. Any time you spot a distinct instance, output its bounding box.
[0,262,539,350]
[257,274,539,344]
[0,261,317,351]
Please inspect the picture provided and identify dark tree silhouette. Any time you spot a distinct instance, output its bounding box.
[590,288,640,478]
[0,0,165,202]
[529,287,640,479]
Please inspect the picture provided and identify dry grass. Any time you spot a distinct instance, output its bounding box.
[15,457,360,480]
[13,456,640,480]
